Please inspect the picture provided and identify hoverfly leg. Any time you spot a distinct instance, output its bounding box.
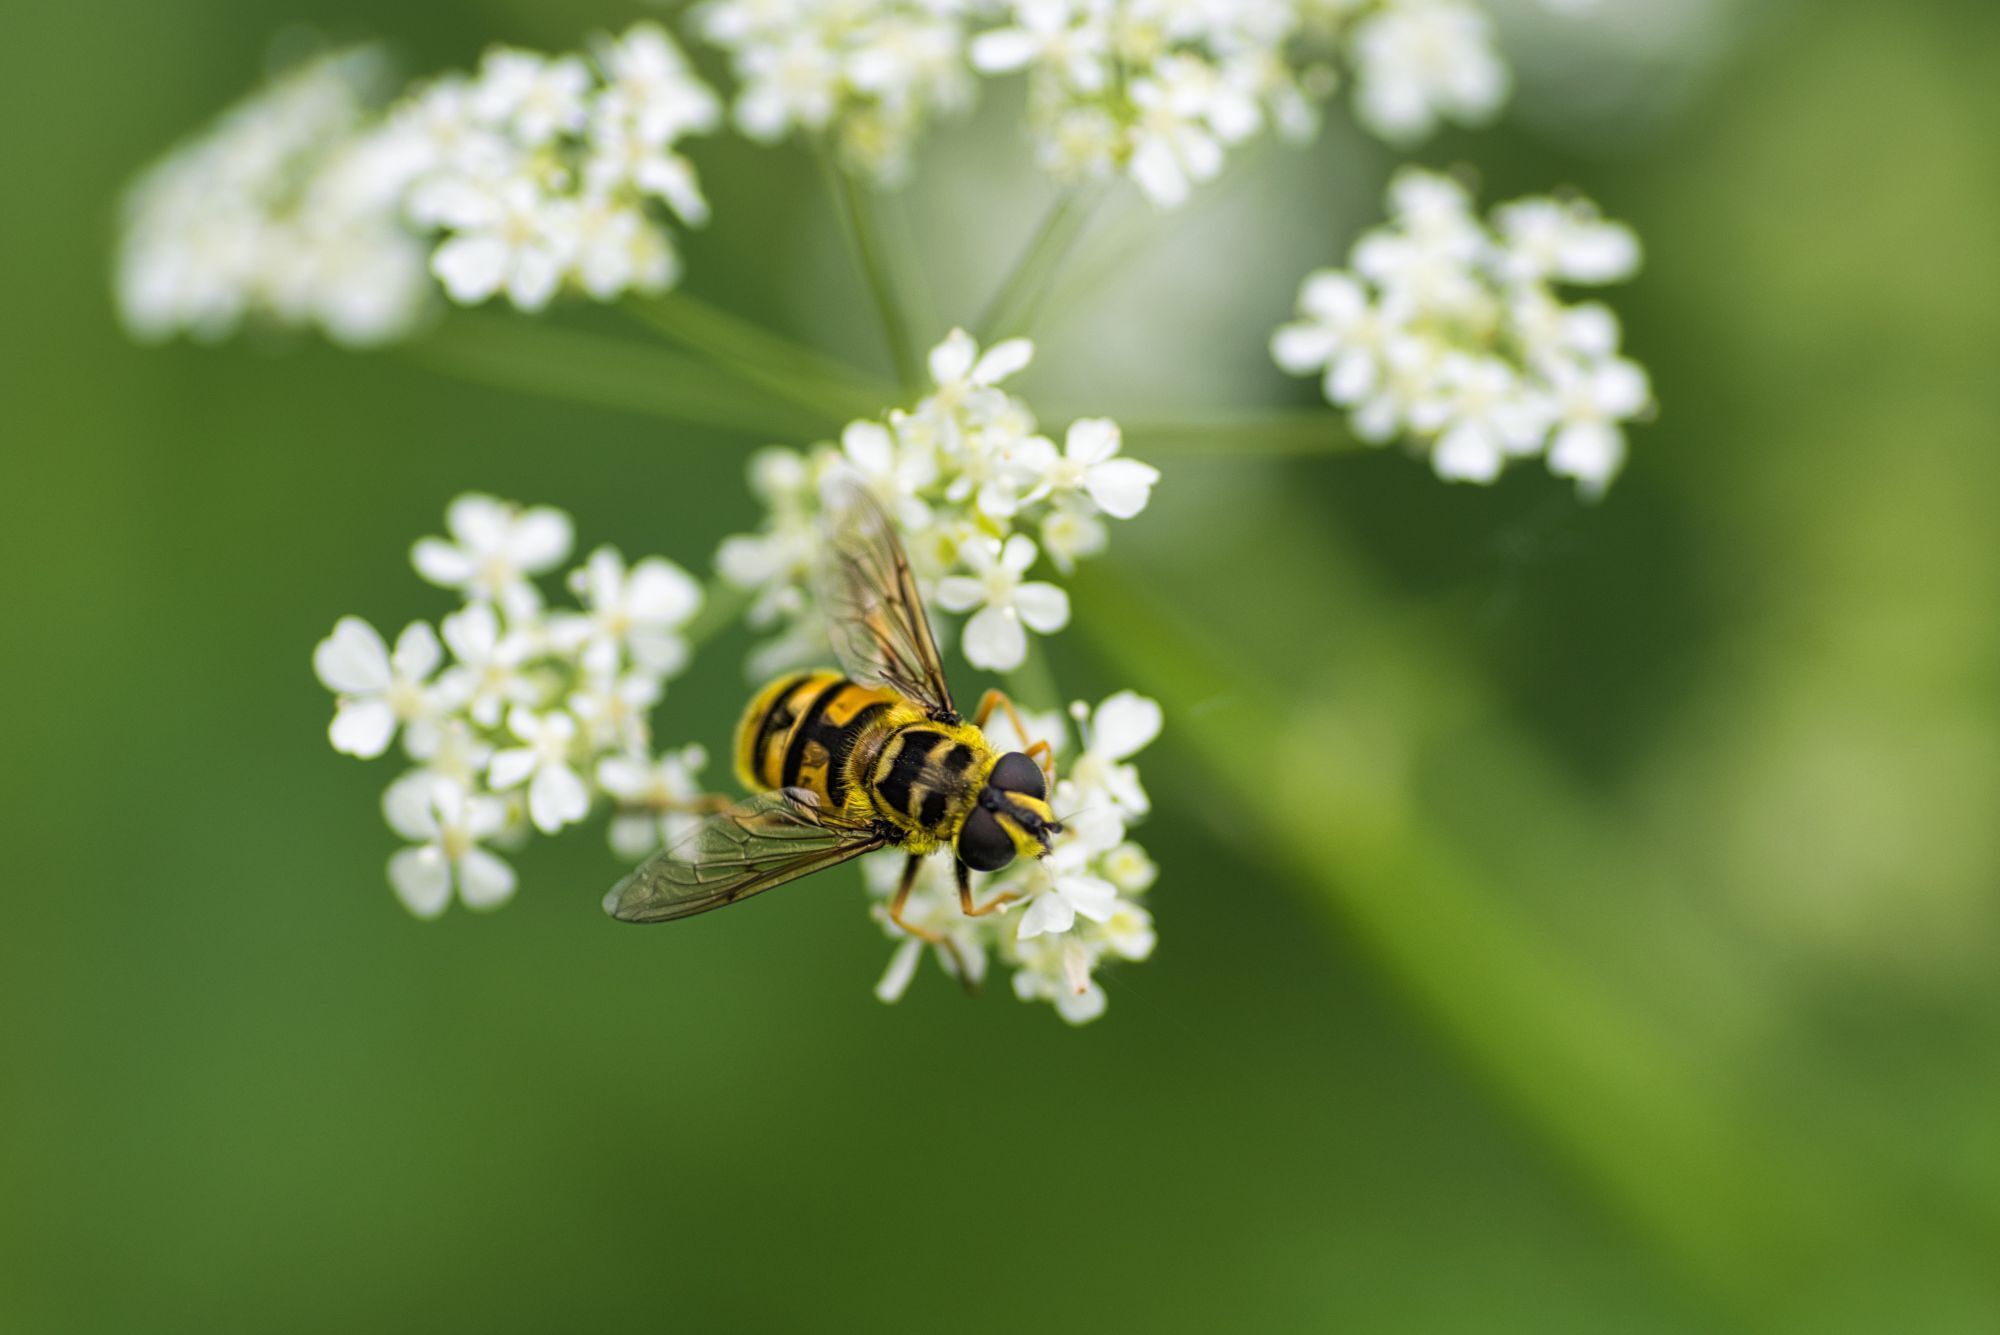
[888,853,974,993]
[971,688,1057,788]
[954,857,1021,919]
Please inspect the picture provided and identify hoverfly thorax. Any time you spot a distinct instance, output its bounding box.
[957,750,1061,872]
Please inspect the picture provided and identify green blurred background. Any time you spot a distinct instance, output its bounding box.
[6,1,1999,1331]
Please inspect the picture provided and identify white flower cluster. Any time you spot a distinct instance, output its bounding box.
[717,328,1159,677]
[1271,167,1652,496]
[691,0,1552,206]
[116,47,432,347]
[692,0,977,184]
[389,23,721,310]
[312,495,709,917]
[116,24,720,344]
[866,692,1162,1024]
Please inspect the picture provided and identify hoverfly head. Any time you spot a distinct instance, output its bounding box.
[957,751,1062,872]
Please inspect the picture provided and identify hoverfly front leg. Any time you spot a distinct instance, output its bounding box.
[954,858,1022,919]
[972,689,1055,787]
[889,853,973,992]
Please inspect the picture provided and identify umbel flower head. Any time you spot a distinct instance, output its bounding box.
[313,495,708,918]
[313,383,1164,1024]
[115,23,721,344]
[716,328,1159,677]
[693,0,1579,206]
[1272,167,1653,497]
[116,46,432,347]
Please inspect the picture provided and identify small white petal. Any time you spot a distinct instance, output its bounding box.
[1060,875,1120,923]
[1011,582,1070,635]
[488,747,537,790]
[390,621,442,681]
[934,575,985,614]
[510,507,574,571]
[874,939,923,1003]
[528,763,590,832]
[432,235,508,303]
[961,606,1027,671]
[972,338,1033,385]
[1017,893,1076,940]
[329,698,397,758]
[928,329,976,385]
[389,846,453,920]
[1084,458,1159,520]
[314,618,391,694]
[1092,692,1162,760]
[456,847,517,909]
[411,538,476,588]
[1064,417,1121,466]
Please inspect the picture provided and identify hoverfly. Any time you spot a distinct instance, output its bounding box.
[603,482,1062,957]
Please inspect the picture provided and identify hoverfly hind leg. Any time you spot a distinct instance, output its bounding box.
[889,853,975,995]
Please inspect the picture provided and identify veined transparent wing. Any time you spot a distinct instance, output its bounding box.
[604,789,889,924]
[819,480,958,723]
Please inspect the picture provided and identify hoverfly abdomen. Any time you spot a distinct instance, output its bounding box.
[733,671,900,812]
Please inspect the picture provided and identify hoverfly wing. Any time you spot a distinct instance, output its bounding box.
[819,479,959,723]
[604,789,889,923]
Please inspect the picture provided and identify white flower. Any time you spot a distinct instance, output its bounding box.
[115,46,433,347]
[935,535,1070,671]
[1272,171,1651,493]
[489,707,592,833]
[1068,691,1162,821]
[1011,936,1107,1024]
[314,616,446,759]
[1427,354,1552,483]
[597,743,710,858]
[1127,59,1228,209]
[1348,0,1509,145]
[567,669,662,757]
[471,48,591,145]
[1016,840,1120,940]
[593,22,722,145]
[1494,197,1642,288]
[1543,356,1653,499]
[382,774,516,917]
[428,176,575,311]
[1271,271,1395,407]
[412,494,573,616]
[1018,418,1160,519]
[837,419,937,531]
[928,327,1034,404]
[436,602,540,728]
[561,545,703,676]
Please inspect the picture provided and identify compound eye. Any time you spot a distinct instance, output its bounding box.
[957,806,1016,873]
[989,751,1046,800]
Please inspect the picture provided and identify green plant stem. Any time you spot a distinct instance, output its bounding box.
[626,289,895,426]
[818,150,923,395]
[683,577,752,652]
[1071,556,1838,1329]
[977,187,1099,343]
[1120,410,1371,458]
[401,314,833,440]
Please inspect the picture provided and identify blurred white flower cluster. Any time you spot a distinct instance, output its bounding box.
[692,0,976,183]
[390,24,721,310]
[717,328,1159,676]
[1271,167,1651,496]
[116,24,720,344]
[116,47,432,347]
[867,692,1162,1024]
[312,495,710,917]
[692,0,1564,206]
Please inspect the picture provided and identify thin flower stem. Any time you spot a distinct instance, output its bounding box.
[403,314,833,440]
[818,149,924,396]
[627,289,895,425]
[977,186,1100,344]
[684,577,752,651]
[1119,410,1371,458]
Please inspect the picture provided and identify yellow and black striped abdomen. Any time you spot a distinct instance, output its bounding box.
[734,671,901,809]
